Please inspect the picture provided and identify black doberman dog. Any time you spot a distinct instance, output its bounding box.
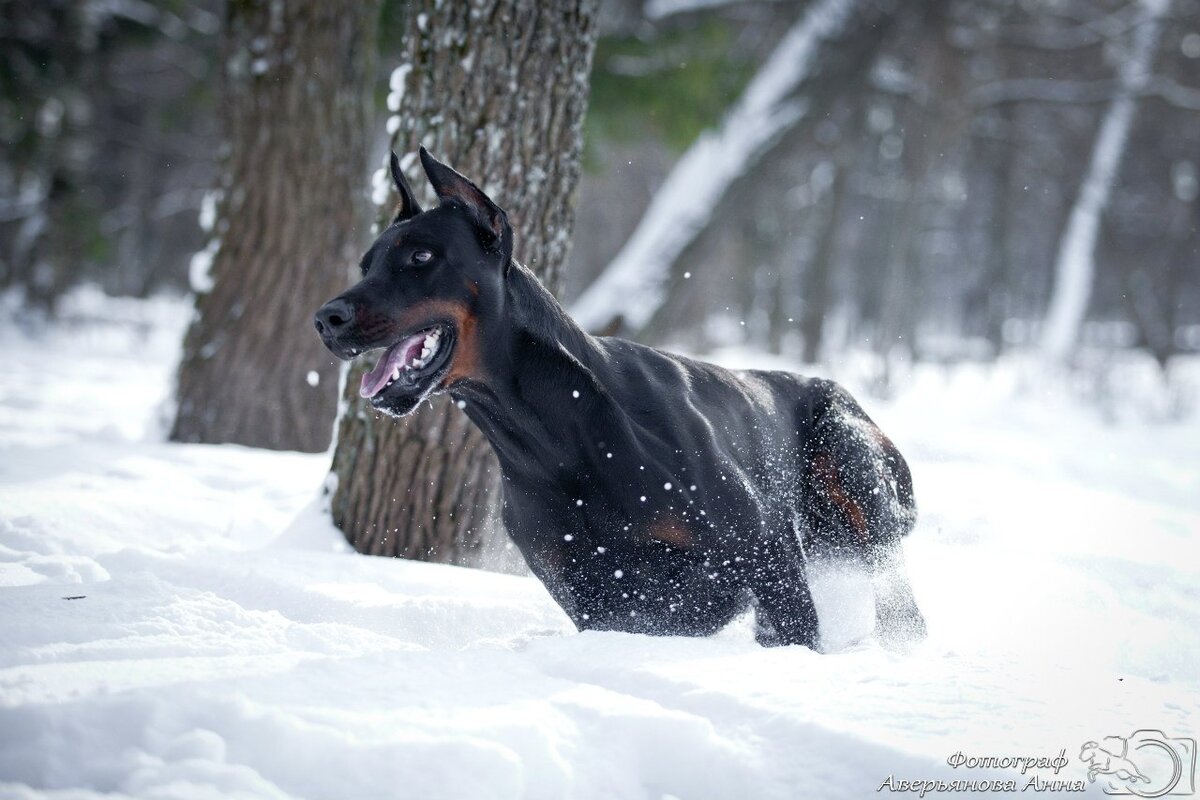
[315,148,925,649]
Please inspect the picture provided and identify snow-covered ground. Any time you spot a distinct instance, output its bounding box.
[1,291,1197,799]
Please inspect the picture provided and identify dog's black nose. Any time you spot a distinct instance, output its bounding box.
[314,298,355,336]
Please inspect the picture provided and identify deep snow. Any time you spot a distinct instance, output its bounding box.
[1,290,1197,799]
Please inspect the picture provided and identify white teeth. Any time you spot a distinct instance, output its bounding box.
[411,332,440,369]
[387,330,441,380]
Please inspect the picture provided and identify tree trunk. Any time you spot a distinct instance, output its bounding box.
[800,162,847,364]
[1038,0,1168,364]
[328,0,599,564]
[170,0,380,452]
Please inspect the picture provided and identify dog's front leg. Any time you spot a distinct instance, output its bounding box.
[738,537,820,649]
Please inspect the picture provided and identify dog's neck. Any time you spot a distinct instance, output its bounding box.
[448,262,622,479]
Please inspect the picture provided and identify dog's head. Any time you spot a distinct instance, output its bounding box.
[314,148,512,417]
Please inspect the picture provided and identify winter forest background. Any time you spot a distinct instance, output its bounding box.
[2,1,1199,797]
[4,0,1199,564]
[6,0,1200,367]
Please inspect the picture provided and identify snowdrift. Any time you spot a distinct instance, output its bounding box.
[1,291,1197,799]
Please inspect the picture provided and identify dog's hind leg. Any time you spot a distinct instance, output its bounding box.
[799,380,926,648]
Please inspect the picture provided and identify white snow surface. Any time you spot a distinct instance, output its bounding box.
[2,291,1198,799]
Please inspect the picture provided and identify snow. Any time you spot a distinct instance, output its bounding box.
[571,0,859,332]
[187,239,219,295]
[644,0,744,20]
[2,292,1198,799]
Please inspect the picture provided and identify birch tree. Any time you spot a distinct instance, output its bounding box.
[570,0,900,335]
[1039,0,1170,363]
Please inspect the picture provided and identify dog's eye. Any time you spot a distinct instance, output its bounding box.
[412,249,433,264]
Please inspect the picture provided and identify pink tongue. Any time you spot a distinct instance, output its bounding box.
[358,331,429,398]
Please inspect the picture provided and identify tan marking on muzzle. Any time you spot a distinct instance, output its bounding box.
[394,299,483,387]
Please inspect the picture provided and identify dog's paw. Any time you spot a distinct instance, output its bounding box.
[875,601,927,652]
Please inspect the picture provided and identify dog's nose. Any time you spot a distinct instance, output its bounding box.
[314,298,356,336]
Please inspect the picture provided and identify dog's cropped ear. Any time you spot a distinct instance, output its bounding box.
[390,151,423,223]
[419,146,514,269]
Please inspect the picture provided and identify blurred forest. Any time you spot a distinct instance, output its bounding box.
[3,0,1199,382]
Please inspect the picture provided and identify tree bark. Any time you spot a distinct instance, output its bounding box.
[328,0,599,564]
[170,0,380,452]
[800,162,847,364]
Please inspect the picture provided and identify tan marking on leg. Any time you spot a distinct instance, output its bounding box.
[647,515,694,549]
[811,451,869,544]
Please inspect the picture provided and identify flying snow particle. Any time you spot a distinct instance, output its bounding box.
[564,534,574,542]
[456,399,466,409]
[639,496,646,502]
[1183,32,1200,58]
[575,499,583,506]
[614,570,624,579]
[664,482,672,491]
[572,390,580,398]
[306,370,319,387]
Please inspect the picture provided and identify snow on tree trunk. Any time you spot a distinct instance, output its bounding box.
[327,0,599,564]
[571,0,888,335]
[171,0,380,452]
[1038,0,1169,364]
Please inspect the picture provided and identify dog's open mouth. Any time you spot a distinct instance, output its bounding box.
[359,325,455,400]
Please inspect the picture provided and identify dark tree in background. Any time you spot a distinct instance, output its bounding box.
[0,1,219,306]
[170,0,381,452]
[328,0,599,563]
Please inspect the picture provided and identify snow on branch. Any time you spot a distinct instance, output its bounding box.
[570,0,861,334]
[970,75,1200,110]
[645,0,744,20]
[970,77,1121,107]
